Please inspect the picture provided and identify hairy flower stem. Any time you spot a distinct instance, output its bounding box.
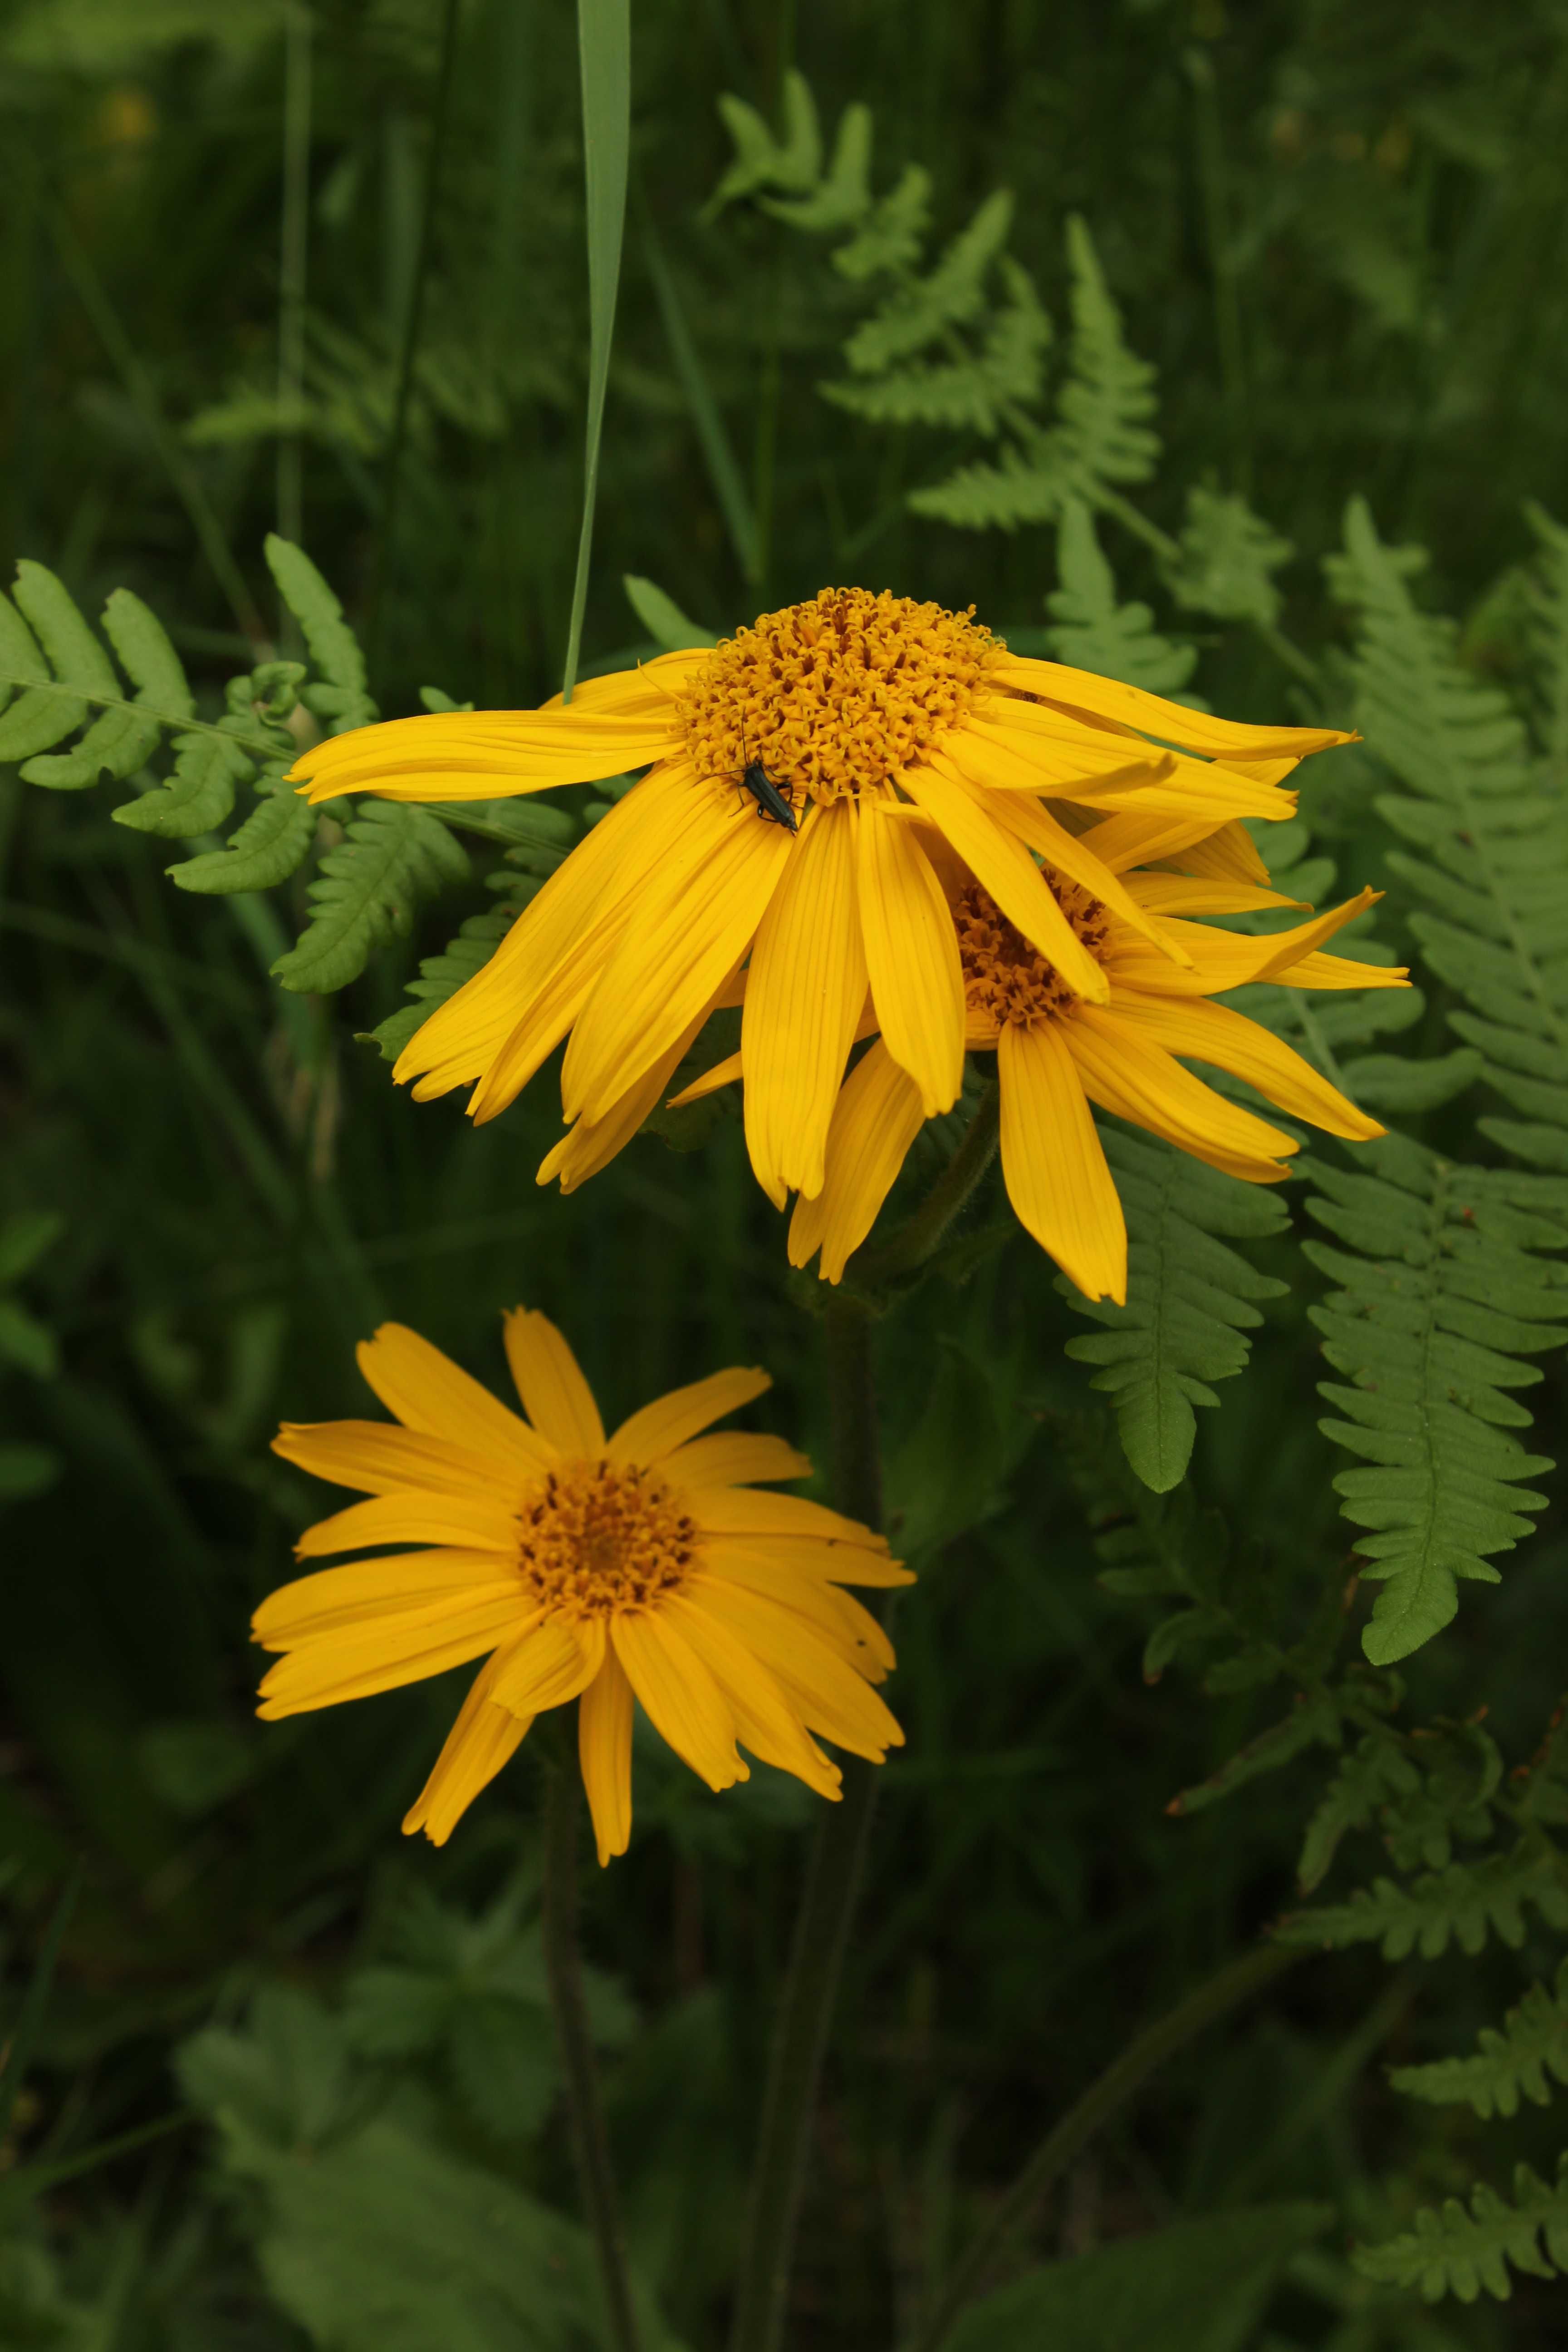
[859,1080,1001,1288]
[540,1749,641,2352]
[907,1940,1304,2352]
[728,1297,882,2352]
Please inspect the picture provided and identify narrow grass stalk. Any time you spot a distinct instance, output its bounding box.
[729,1296,882,2352]
[541,1749,641,2352]
[907,1940,1304,2352]
[276,0,313,556]
[561,0,632,701]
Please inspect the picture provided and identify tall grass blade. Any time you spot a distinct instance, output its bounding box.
[561,0,632,702]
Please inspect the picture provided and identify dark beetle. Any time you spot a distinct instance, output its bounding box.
[701,728,799,834]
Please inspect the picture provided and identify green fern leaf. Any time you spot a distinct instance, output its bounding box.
[1524,501,1568,771]
[842,190,1014,375]
[22,586,192,790]
[1328,496,1568,1171]
[1278,1838,1568,1960]
[832,164,932,280]
[908,446,1071,532]
[272,802,470,995]
[1297,1733,1421,1892]
[171,768,318,897]
[265,535,377,730]
[1062,1124,1288,1493]
[0,560,117,763]
[707,69,822,214]
[115,728,254,839]
[824,258,1049,434]
[1162,485,1294,627]
[1391,1958,1568,2120]
[761,101,872,232]
[1045,498,1200,699]
[362,909,515,1064]
[1354,2155,1568,2303]
[1050,213,1159,491]
[1303,1134,1568,1663]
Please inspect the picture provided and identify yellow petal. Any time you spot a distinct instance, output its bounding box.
[1105,892,1405,999]
[1270,948,1410,993]
[956,711,1183,794]
[682,1575,904,1760]
[990,659,1351,761]
[661,1592,841,1798]
[687,1483,889,1555]
[711,1533,916,1588]
[664,1046,743,1110]
[294,1489,521,1558]
[1064,1005,1298,1171]
[981,789,1191,959]
[857,799,965,1117]
[490,1614,605,1716]
[539,647,712,713]
[397,762,692,1107]
[972,710,1296,820]
[255,1590,525,1715]
[272,1419,511,1500]
[610,1609,747,1790]
[740,800,869,1204]
[255,1551,524,1642]
[1161,817,1274,887]
[608,1366,771,1467]
[699,1543,896,1680]
[403,1648,533,1846]
[787,1039,926,1285]
[1074,809,1260,876]
[906,756,1108,1001]
[537,962,741,1195]
[578,1647,635,1865]
[501,1310,605,1455]
[1122,874,1304,917]
[291,709,678,804]
[1111,993,1385,1140]
[997,1022,1127,1302]
[355,1323,556,1472]
[658,1432,812,1488]
[562,789,794,1126]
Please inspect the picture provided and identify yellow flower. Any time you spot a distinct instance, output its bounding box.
[256,1314,907,1863]
[290,589,1348,1210]
[784,809,1407,1300]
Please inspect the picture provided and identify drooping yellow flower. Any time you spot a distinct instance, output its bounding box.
[289,589,1348,1210]
[779,809,1405,1299]
[256,1314,906,1863]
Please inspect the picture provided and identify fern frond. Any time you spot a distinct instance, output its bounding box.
[1277,1837,1568,1960]
[271,804,470,996]
[264,534,377,730]
[707,69,823,214]
[908,446,1070,532]
[1328,496,1568,1172]
[1297,1733,1422,1892]
[364,907,516,1064]
[841,190,1014,376]
[1302,1134,1568,1663]
[761,102,872,233]
[171,771,319,897]
[831,164,932,281]
[1062,1123,1288,1494]
[1354,2155,1568,2303]
[1045,498,1200,698]
[1524,500,1568,773]
[0,565,194,785]
[823,258,1048,433]
[1049,213,1160,492]
[1392,1959,1568,2120]
[1162,485,1294,628]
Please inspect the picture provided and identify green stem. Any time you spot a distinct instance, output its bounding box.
[277,0,313,557]
[728,1298,882,2352]
[906,1940,1303,2352]
[370,0,461,682]
[857,1082,1000,1288]
[541,1749,641,2352]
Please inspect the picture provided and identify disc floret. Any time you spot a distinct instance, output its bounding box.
[956,877,1111,1029]
[518,1461,698,1618]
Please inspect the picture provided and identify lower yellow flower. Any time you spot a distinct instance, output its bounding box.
[256,1315,907,1862]
[783,814,1407,1299]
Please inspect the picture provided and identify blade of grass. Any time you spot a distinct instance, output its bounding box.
[639,198,761,585]
[561,0,632,703]
[277,0,314,559]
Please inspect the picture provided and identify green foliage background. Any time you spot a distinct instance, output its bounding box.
[6,0,1568,2344]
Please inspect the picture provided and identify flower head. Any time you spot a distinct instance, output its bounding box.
[289,589,1347,1215]
[785,807,1406,1300]
[256,1315,906,1862]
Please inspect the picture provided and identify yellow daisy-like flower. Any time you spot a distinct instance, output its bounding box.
[783,808,1407,1301]
[256,1313,907,1864]
[290,588,1348,1210]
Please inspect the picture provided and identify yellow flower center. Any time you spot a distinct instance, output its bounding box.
[676,587,1003,807]
[956,878,1110,1028]
[517,1461,697,1620]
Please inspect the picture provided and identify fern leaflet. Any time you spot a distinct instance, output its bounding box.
[1278,1837,1568,1960]
[1044,498,1200,698]
[272,804,470,996]
[1391,1959,1568,2121]
[1354,2155,1568,2304]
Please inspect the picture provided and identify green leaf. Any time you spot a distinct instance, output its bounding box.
[23,586,192,789]
[824,258,1049,434]
[842,189,1014,375]
[0,1301,59,1381]
[761,100,872,232]
[264,534,370,702]
[1063,1125,1287,1493]
[1162,485,1294,627]
[1391,1956,1568,2120]
[562,0,631,701]
[170,768,318,896]
[945,2203,1331,2352]
[1045,498,1201,701]
[1051,213,1161,489]
[0,560,114,762]
[363,904,516,1063]
[1302,1135,1568,1663]
[1296,1732,1421,1891]
[707,69,822,214]
[832,163,932,280]
[114,725,254,838]
[272,802,470,995]
[1278,1838,1568,1960]
[448,1996,558,2142]
[0,1210,65,1285]
[623,574,718,651]
[1354,2154,1568,2304]
[137,1720,255,1818]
